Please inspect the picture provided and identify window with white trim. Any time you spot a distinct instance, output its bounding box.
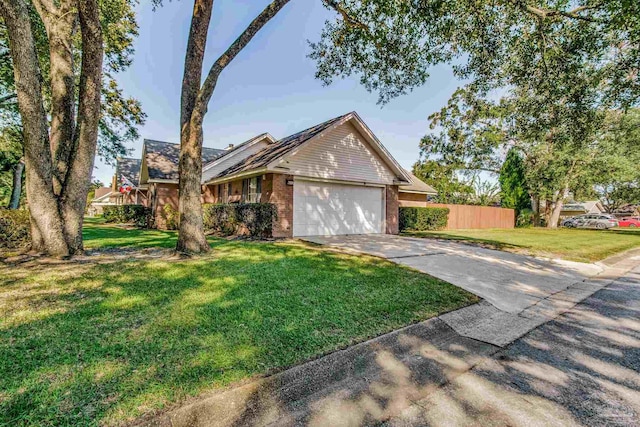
[242,176,262,203]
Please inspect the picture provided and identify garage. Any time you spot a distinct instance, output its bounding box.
[293,180,384,236]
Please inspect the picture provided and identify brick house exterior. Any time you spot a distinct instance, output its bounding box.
[114,112,433,237]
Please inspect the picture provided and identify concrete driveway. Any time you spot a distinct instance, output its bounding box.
[302,234,603,314]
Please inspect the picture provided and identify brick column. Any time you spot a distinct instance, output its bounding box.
[264,173,293,238]
[385,185,399,234]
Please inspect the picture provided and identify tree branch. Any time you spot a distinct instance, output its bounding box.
[193,0,291,118]
[0,93,17,104]
[513,0,604,23]
[180,0,213,137]
[324,0,369,32]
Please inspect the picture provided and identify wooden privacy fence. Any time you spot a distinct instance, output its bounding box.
[427,203,515,229]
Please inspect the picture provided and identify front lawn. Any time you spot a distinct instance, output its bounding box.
[0,220,476,426]
[403,227,640,263]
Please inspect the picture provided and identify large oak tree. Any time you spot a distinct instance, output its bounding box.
[0,0,144,255]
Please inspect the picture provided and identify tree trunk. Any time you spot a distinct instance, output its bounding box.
[34,0,77,195]
[531,195,540,226]
[177,117,209,252]
[0,0,69,257]
[59,0,103,254]
[176,0,291,253]
[548,199,564,229]
[547,185,569,229]
[1,0,103,257]
[8,158,24,209]
[176,0,214,253]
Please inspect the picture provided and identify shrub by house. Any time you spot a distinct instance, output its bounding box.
[103,205,153,228]
[203,203,277,238]
[399,206,449,231]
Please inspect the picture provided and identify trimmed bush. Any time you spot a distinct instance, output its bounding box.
[203,204,237,236]
[399,206,449,231]
[103,205,153,228]
[0,209,31,250]
[203,203,277,238]
[162,204,179,230]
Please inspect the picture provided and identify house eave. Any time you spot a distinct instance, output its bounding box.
[399,188,438,195]
[148,178,179,184]
[203,167,268,185]
[202,133,276,174]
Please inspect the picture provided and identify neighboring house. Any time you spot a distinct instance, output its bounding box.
[110,158,146,205]
[612,204,640,218]
[397,172,438,207]
[87,187,115,216]
[115,112,433,236]
[560,201,606,219]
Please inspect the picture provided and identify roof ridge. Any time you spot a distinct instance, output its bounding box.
[274,112,353,143]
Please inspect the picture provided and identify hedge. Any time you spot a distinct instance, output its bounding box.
[203,203,277,238]
[399,206,449,231]
[0,209,31,250]
[103,205,153,228]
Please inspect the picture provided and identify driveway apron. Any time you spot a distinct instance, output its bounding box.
[302,234,613,346]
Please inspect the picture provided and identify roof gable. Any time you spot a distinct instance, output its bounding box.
[279,121,398,185]
[202,133,275,183]
[116,158,141,185]
[214,113,349,179]
[212,112,411,183]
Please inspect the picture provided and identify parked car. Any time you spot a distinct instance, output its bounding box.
[618,216,640,228]
[562,214,618,229]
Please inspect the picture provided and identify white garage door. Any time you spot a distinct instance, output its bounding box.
[293,180,384,236]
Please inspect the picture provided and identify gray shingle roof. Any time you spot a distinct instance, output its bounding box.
[144,139,225,181]
[115,158,141,186]
[401,171,438,194]
[214,113,351,178]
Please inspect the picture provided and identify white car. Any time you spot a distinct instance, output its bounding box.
[562,214,618,229]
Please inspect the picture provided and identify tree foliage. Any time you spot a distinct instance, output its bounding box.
[590,109,640,212]
[311,1,639,107]
[499,148,531,215]
[412,160,473,204]
[0,0,146,166]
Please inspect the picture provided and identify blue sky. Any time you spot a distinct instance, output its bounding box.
[94,0,463,185]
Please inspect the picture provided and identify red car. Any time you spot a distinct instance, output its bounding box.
[618,217,640,227]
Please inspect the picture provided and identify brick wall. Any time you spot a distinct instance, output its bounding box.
[264,173,293,238]
[385,185,399,234]
[153,183,179,229]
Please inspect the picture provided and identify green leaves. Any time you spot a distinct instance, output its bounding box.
[499,148,530,215]
[310,1,638,107]
[0,0,145,164]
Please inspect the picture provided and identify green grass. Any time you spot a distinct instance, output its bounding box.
[403,227,640,263]
[0,220,476,426]
[82,217,178,249]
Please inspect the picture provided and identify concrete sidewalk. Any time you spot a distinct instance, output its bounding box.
[137,250,640,427]
[387,265,640,427]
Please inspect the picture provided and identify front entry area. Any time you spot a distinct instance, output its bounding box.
[293,180,384,236]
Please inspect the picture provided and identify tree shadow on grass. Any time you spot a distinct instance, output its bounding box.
[176,271,640,427]
[0,242,474,427]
